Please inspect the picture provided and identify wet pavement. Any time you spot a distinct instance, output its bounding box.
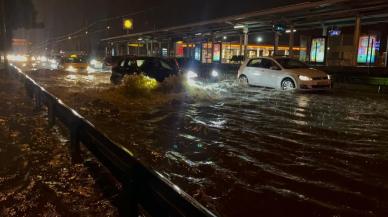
[0,69,119,216]
[25,68,388,217]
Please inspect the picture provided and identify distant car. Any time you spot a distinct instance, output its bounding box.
[111,56,180,83]
[58,55,88,73]
[237,57,332,90]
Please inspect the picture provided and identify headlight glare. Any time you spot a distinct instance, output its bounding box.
[299,75,312,81]
[66,66,77,72]
[187,70,198,79]
[211,70,219,77]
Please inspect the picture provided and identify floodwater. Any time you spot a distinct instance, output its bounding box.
[26,69,388,217]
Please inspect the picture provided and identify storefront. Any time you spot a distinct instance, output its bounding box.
[175,42,300,64]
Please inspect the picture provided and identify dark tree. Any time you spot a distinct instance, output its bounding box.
[1,0,41,51]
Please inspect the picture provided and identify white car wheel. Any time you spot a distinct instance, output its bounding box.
[239,75,249,87]
[281,78,295,90]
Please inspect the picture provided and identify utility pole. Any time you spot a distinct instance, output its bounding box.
[0,0,8,66]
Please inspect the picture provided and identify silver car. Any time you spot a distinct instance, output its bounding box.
[238,57,332,90]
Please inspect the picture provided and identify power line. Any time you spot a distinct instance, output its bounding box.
[33,6,158,50]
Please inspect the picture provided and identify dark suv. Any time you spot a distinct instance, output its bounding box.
[111,56,179,83]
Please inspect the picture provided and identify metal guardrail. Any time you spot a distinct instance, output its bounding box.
[9,65,217,217]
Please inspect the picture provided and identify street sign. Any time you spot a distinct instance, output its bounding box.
[123,19,133,30]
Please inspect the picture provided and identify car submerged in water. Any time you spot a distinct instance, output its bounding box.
[238,57,332,91]
[111,56,179,83]
[168,57,220,82]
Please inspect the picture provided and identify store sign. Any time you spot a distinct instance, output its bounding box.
[213,43,221,62]
[310,37,326,63]
[357,35,377,64]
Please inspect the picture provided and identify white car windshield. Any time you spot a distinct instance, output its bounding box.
[276,58,309,69]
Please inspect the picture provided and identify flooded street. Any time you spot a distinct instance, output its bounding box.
[27,69,388,217]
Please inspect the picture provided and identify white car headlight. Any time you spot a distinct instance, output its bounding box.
[211,70,219,77]
[187,70,198,79]
[50,64,58,69]
[66,66,77,72]
[299,75,312,81]
[87,66,96,73]
[90,59,97,66]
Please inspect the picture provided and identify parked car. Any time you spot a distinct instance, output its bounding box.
[237,57,332,90]
[111,56,180,83]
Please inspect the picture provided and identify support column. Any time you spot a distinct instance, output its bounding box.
[274,32,280,56]
[322,25,328,37]
[353,15,361,66]
[167,39,171,57]
[115,43,119,56]
[159,41,162,57]
[243,27,249,59]
[150,40,153,56]
[289,25,295,58]
[385,36,388,67]
[239,35,243,56]
[146,41,149,56]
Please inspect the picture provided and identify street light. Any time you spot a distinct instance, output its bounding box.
[223,36,227,40]
[257,36,263,42]
[68,36,72,40]
[107,26,111,30]
[123,19,133,30]
[234,24,245,29]
[285,29,297,33]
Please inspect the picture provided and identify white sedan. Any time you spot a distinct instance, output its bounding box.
[237,57,332,90]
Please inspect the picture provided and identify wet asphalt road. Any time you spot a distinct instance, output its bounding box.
[25,68,388,217]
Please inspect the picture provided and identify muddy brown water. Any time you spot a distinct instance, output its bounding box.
[27,69,388,217]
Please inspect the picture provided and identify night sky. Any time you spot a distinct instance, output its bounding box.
[15,0,307,44]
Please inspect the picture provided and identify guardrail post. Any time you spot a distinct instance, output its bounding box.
[24,81,33,99]
[70,122,82,164]
[33,89,42,111]
[47,100,55,127]
[122,184,139,217]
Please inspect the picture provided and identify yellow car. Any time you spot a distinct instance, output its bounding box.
[59,55,88,72]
